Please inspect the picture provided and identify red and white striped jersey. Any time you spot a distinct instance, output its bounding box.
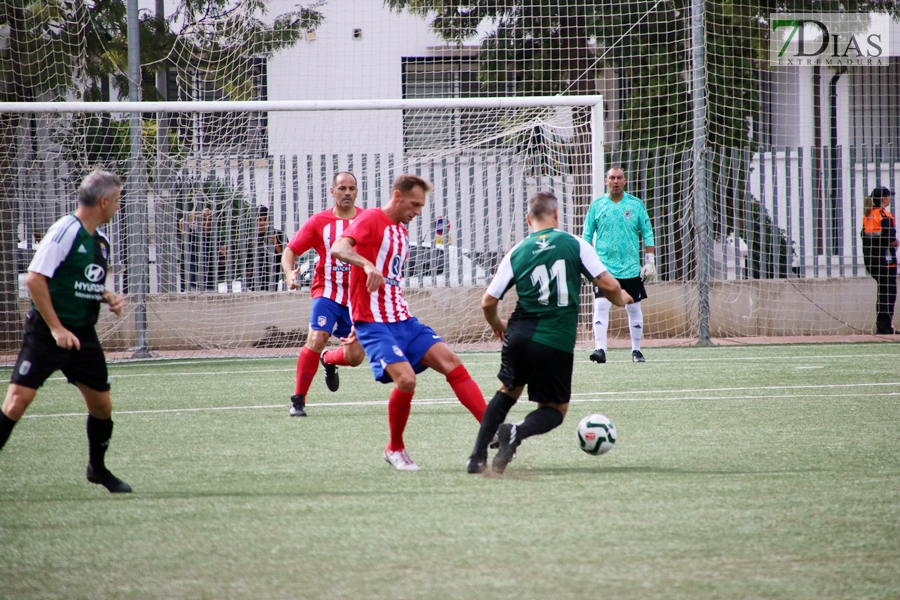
[340,208,412,323]
[287,207,364,303]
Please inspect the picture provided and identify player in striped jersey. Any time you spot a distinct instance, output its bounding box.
[331,174,486,471]
[281,172,367,417]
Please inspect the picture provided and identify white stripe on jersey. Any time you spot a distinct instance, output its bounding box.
[322,222,335,299]
[486,237,525,300]
[372,228,392,322]
[29,215,83,278]
[369,223,410,323]
[576,236,607,279]
[321,219,350,304]
[389,226,410,320]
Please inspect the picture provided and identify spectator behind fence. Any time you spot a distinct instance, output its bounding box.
[247,206,285,291]
[180,205,222,292]
[861,186,898,335]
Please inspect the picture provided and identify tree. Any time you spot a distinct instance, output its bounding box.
[385,0,689,219]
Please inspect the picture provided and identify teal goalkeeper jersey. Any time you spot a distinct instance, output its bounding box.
[486,228,607,353]
[582,192,655,279]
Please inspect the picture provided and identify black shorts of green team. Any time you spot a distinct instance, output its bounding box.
[497,334,573,404]
[594,276,647,302]
[9,310,110,392]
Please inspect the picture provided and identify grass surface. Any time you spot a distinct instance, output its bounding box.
[1,343,899,599]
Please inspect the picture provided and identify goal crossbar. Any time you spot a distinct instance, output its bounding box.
[0,96,604,114]
[2,95,607,202]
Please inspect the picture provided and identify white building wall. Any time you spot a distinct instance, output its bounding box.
[265,0,446,158]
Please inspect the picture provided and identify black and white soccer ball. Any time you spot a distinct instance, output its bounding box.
[576,413,617,455]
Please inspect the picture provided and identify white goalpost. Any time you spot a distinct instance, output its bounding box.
[2,96,610,360]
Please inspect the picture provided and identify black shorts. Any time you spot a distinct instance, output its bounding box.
[497,335,573,404]
[594,276,647,302]
[9,311,110,392]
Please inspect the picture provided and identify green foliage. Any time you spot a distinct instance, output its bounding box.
[168,0,323,102]
[742,193,795,278]
[0,1,87,101]
[71,115,184,177]
[0,0,324,102]
[388,0,900,152]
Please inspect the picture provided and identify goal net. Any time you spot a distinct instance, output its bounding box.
[1,1,895,364]
[1,97,611,359]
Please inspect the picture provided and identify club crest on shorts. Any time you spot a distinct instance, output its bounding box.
[19,360,31,375]
[392,345,404,357]
[318,315,327,327]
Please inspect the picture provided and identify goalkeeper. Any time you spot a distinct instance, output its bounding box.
[582,166,656,363]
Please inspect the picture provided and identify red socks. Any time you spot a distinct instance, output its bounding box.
[387,388,414,452]
[385,366,482,452]
[295,347,321,396]
[446,365,486,422]
[322,347,351,367]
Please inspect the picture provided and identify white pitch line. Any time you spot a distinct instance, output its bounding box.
[3,353,896,379]
[573,391,899,403]
[22,388,899,419]
[569,381,900,397]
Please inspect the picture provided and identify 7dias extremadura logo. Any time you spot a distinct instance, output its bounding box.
[770,13,890,67]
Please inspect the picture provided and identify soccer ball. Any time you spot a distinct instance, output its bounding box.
[576,414,617,455]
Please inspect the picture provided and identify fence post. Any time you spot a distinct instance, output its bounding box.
[692,0,710,345]
[127,0,150,357]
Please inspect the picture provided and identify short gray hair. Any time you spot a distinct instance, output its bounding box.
[78,169,121,207]
[528,192,558,219]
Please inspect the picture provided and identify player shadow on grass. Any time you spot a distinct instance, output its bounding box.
[479,465,830,477]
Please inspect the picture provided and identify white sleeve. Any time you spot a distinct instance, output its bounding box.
[577,236,607,279]
[28,216,80,278]
[485,251,515,299]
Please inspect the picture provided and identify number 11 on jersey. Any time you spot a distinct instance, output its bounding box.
[530,259,568,306]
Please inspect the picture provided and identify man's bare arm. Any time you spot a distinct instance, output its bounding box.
[481,292,507,341]
[331,236,383,293]
[26,272,81,350]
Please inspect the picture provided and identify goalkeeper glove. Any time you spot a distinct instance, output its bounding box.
[640,253,657,283]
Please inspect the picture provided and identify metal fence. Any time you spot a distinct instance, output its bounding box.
[11,146,899,301]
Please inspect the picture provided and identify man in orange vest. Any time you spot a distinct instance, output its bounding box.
[861,186,897,335]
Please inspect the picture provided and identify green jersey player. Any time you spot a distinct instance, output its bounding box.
[582,166,656,364]
[1,169,131,493]
[467,192,633,475]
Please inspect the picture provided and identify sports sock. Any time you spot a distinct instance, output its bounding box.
[322,347,351,367]
[295,347,321,396]
[516,406,564,440]
[0,410,18,451]
[446,365,486,422]
[86,415,114,471]
[387,388,414,452]
[471,391,517,457]
[625,302,644,351]
[593,297,611,351]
